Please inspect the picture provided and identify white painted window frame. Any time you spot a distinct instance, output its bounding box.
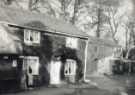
[23,56,39,75]
[24,29,40,45]
[64,59,77,76]
[66,37,78,49]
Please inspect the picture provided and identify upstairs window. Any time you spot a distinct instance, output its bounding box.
[24,29,40,45]
[66,37,78,49]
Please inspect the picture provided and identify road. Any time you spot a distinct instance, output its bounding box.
[2,74,135,95]
[3,87,118,95]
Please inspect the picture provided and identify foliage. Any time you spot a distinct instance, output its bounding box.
[53,46,83,80]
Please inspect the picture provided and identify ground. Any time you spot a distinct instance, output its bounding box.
[3,87,116,95]
[1,74,135,95]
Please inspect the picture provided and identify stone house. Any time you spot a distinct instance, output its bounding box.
[0,6,89,88]
[0,6,120,89]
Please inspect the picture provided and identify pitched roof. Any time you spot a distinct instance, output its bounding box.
[0,6,89,39]
[0,6,120,48]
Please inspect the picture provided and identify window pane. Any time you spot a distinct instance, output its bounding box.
[33,31,40,44]
[34,31,38,41]
[30,31,34,41]
[24,30,30,41]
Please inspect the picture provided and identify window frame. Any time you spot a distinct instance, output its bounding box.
[66,37,78,49]
[24,29,41,45]
[23,56,39,75]
[64,59,77,76]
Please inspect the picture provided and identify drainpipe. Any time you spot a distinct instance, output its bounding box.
[83,39,89,81]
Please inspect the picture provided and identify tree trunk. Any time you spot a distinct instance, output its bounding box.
[94,7,101,72]
[96,8,101,38]
[28,0,33,10]
[71,0,80,24]
[28,0,38,11]
[61,0,67,20]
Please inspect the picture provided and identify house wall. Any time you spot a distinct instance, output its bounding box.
[23,32,86,84]
[14,25,86,83]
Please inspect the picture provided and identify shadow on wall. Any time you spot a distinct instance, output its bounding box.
[39,34,53,85]
[22,21,53,85]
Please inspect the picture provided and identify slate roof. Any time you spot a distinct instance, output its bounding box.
[0,6,89,39]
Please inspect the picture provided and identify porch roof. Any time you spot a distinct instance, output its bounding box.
[0,6,89,39]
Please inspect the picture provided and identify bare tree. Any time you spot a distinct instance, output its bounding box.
[104,7,119,43]
[71,0,80,24]
[96,7,102,38]
[60,0,81,24]
[104,6,135,49]
[127,21,135,47]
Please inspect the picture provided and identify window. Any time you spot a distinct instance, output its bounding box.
[64,59,77,76]
[23,56,39,75]
[0,60,13,70]
[24,29,40,45]
[66,37,78,49]
[12,60,17,67]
